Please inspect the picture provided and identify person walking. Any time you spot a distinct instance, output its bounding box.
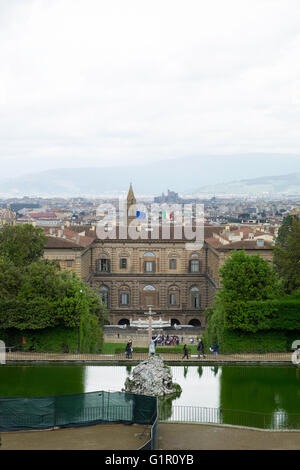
[213,342,219,356]
[182,344,189,360]
[197,339,205,358]
[125,340,132,359]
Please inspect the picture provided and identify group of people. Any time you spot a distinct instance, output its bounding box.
[125,337,219,360]
[156,335,180,346]
[182,340,219,359]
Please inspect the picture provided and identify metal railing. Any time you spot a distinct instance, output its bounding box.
[159,405,300,430]
[4,350,293,362]
[139,404,159,450]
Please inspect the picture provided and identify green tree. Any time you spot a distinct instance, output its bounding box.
[274,216,300,293]
[0,225,107,352]
[219,250,279,304]
[0,224,46,266]
[0,256,23,298]
[218,250,280,332]
[275,214,299,249]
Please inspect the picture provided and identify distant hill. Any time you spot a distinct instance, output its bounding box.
[0,154,299,197]
[192,173,300,196]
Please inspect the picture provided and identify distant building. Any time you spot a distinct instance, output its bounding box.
[0,208,16,226]
[205,224,274,287]
[154,189,181,204]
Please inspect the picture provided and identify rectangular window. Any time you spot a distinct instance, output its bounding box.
[190,260,200,273]
[120,258,127,269]
[146,296,152,306]
[169,259,176,269]
[98,259,110,273]
[170,293,176,305]
[120,293,129,305]
[66,260,73,267]
[145,261,155,273]
[193,294,199,308]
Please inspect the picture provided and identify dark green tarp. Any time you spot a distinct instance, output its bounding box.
[0,391,157,431]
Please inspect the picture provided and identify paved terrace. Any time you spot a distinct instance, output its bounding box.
[5,351,293,364]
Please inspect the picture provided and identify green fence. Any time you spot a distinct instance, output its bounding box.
[0,390,158,440]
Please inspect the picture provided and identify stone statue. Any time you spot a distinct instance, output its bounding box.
[149,340,156,355]
[149,335,159,356]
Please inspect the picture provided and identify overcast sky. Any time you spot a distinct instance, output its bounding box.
[1,0,300,178]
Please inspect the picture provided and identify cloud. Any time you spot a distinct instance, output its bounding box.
[0,0,300,177]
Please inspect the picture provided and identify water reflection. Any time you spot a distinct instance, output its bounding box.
[0,364,299,424]
[84,365,128,393]
[159,394,179,420]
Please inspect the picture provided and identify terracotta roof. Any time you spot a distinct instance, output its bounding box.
[68,225,96,236]
[29,212,58,219]
[206,237,273,250]
[94,224,226,242]
[44,236,80,249]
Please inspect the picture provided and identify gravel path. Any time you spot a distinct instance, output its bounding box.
[158,423,300,450]
[1,423,299,450]
[0,424,151,450]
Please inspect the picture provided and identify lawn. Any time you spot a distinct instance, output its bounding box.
[101,342,200,355]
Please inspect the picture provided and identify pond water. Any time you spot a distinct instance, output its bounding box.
[0,364,299,427]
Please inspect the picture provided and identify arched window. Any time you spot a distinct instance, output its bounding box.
[168,285,180,306]
[142,285,157,307]
[191,286,200,309]
[189,259,200,273]
[188,319,201,327]
[143,252,156,273]
[99,285,109,306]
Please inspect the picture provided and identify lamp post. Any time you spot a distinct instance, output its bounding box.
[144,305,157,355]
[78,289,83,354]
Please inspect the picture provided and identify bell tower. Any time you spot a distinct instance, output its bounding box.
[127,183,136,226]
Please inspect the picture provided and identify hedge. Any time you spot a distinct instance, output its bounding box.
[225,297,300,333]
[203,292,300,353]
[0,298,81,330]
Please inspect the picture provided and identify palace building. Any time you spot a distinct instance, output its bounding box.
[44,184,274,328]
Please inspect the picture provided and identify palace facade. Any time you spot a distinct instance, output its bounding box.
[44,185,274,328]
